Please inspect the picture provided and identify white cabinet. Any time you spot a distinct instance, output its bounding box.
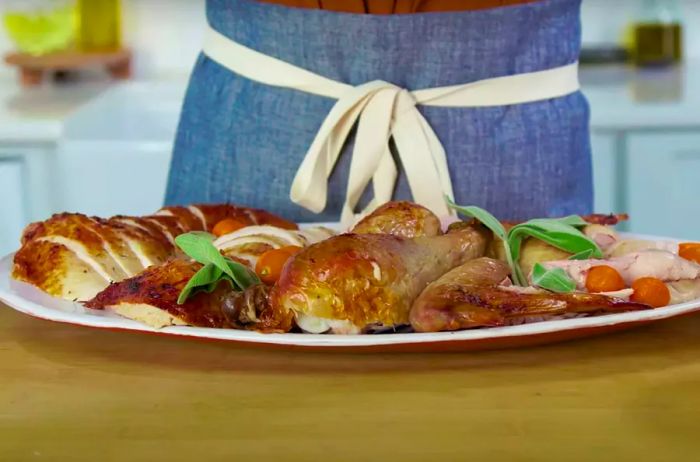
[0,158,26,256]
[626,133,700,240]
[53,81,182,217]
[0,146,54,256]
[0,137,171,256]
[55,141,172,217]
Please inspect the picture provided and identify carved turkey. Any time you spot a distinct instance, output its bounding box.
[12,204,296,301]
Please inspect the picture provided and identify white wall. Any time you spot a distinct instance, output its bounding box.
[1,0,700,81]
[121,0,205,79]
[0,13,11,79]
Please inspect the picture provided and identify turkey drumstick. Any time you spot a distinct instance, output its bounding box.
[270,224,491,333]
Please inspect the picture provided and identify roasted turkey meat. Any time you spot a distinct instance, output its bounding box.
[270,224,492,332]
[13,204,296,301]
[410,258,651,332]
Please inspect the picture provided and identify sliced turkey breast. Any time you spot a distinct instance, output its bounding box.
[19,213,128,282]
[13,239,109,301]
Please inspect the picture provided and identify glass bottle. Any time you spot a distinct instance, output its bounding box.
[76,0,121,52]
[632,0,683,67]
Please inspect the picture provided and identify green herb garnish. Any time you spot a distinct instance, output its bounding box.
[447,198,602,286]
[507,217,602,284]
[175,232,260,304]
[531,263,577,293]
[446,199,520,283]
[569,249,595,260]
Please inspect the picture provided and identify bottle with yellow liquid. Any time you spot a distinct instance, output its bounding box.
[2,0,76,56]
[630,0,683,67]
[76,0,121,52]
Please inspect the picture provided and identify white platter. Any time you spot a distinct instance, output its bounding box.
[2,233,700,352]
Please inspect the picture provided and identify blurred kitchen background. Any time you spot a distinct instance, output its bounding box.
[0,0,698,256]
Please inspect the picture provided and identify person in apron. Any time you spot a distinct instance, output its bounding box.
[165,0,592,223]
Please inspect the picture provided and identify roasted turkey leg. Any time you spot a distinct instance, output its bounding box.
[351,201,442,238]
[270,224,491,331]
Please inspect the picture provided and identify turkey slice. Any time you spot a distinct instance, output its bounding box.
[19,213,128,282]
[187,205,208,230]
[88,217,147,277]
[13,238,109,301]
[106,219,171,269]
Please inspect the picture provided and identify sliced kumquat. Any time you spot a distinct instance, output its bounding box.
[679,242,700,264]
[630,277,670,308]
[585,265,626,293]
[255,245,303,285]
[212,218,249,237]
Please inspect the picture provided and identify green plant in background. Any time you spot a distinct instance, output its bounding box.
[2,0,76,55]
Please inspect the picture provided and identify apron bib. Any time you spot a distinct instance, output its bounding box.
[166,0,592,222]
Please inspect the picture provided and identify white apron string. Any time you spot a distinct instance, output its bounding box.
[203,26,580,224]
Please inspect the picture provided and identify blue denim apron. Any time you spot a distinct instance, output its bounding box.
[165,0,592,222]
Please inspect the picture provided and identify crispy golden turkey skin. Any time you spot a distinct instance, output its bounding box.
[270,224,491,331]
[12,204,297,302]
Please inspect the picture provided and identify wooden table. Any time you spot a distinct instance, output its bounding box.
[2,303,700,461]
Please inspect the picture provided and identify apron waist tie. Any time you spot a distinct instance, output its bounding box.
[202,26,581,223]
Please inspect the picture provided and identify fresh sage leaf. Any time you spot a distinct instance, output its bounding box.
[187,231,217,240]
[175,232,236,280]
[508,221,601,286]
[531,263,576,293]
[552,215,588,228]
[446,198,506,240]
[508,221,603,260]
[175,232,262,304]
[226,260,261,288]
[445,198,599,289]
[569,249,595,260]
[527,215,588,229]
[175,232,219,264]
[446,198,524,285]
[177,263,223,304]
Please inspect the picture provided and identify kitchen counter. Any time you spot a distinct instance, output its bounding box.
[2,303,700,461]
[582,63,700,131]
[0,78,110,144]
[61,80,186,142]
